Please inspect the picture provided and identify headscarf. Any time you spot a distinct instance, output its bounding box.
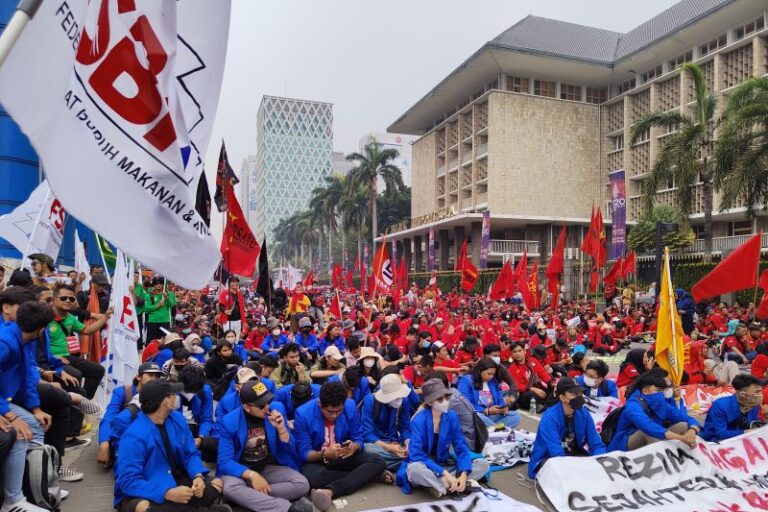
[183,333,205,354]
[620,348,647,374]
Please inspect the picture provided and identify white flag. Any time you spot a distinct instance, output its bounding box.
[74,230,91,291]
[0,0,231,289]
[98,250,140,409]
[287,264,303,290]
[0,180,66,262]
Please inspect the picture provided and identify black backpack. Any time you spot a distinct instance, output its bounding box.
[599,396,650,445]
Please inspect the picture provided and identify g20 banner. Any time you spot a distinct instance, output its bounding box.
[609,169,626,260]
[537,425,768,512]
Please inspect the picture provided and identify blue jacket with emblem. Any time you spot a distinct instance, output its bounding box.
[701,394,759,442]
[293,398,363,463]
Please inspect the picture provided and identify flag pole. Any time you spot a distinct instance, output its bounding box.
[95,233,112,285]
[753,241,761,312]
[0,0,43,68]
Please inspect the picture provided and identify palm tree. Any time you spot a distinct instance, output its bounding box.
[631,63,718,258]
[714,77,768,216]
[346,140,403,249]
[311,173,345,272]
[339,183,369,266]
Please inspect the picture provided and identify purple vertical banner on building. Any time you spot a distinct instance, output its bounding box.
[428,226,435,272]
[609,169,627,260]
[480,210,491,269]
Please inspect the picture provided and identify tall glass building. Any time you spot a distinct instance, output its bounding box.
[250,96,333,242]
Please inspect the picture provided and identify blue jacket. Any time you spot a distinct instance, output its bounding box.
[109,402,140,451]
[456,375,505,413]
[701,394,759,442]
[317,335,346,355]
[608,390,700,451]
[215,402,299,477]
[528,403,605,479]
[115,411,208,506]
[328,372,371,406]
[575,376,619,399]
[180,385,214,437]
[396,409,472,494]
[360,393,411,444]
[274,383,321,421]
[100,384,138,444]
[153,348,173,369]
[294,398,363,463]
[0,322,40,415]
[200,335,213,353]
[294,333,319,353]
[261,334,289,355]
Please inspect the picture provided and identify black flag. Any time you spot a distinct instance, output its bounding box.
[256,238,272,314]
[214,141,239,212]
[194,171,212,227]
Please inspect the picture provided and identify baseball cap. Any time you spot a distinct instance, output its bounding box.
[240,380,273,407]
[323,345,344,361]
[140,379,183,413]
[29,253,54,269]
[556,377,585,396]
[138,362,163,376]
[236,367,258,385]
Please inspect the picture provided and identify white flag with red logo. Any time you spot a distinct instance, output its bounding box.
[0,0,231,289]
[98,249,140,408]
[0,180,66,262]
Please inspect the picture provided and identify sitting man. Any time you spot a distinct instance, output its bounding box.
[607,369,701,451]
[701,374,763,442]
[528,378,605,479]
[270,343,310,389]
[361,373,412,474]
[216,380,315,512]
[177,366,216,462]
[507,341,552,412]
[397,378,490,497]
[115,379,229,512]
[576,360,618,398]
[273,382,321,427]
[161,347,203,383]
[294,382,386,510]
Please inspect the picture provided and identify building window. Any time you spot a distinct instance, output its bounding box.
[668,50,693,70]
[507,76,530,94]
[611,135,624,151]
[585,87,607,104]
[641,65,663,83]
[560,83,581,101]
[728,220,753,236]
[699,34,727,57]
[533,80,556,98]
[735,16,765,40]
[486,78,498,92]
[617,78,635,94]
[633,129,650,144]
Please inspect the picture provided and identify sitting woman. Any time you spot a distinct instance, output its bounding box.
[456,357,520,429]
[616,348,653,389]
[397,378,490,497]
[204,340,243,383]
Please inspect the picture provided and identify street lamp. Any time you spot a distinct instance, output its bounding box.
[655,222,678,297]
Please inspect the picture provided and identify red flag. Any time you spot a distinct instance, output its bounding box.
[581,206,595,256]
[78,286,103,361]
[428,270,437,288]
[460,256,479,292]
[303,270,314,288]
[594,207,607,268]
[221,179,260,276]
[603,258,624,287]
[331,264,344,288]
[546,226,566,279]
[455,240,467,271]
[590,269,599,293]
[692,232,763,302]
[527,261,540,310]
[345,271,354,291]
[372,240,393,295]
[490,261,514,301]
[330,291,342,319]
[397,257,408,291]
[622,251,636,279]
[757,295,768,320]
[548,277,560,309]
[517,252,534,308]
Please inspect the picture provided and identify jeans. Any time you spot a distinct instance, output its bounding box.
[64,354,105,399]
[364,442,406,471]
[3,404,45,504]
[300,450,385,498]
[479,411,521,429]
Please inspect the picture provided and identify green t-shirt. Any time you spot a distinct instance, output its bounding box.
[48,313,85,357]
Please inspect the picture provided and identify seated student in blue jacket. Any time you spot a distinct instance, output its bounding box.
[607,368,701,452]
[99,362,163,467]
[216,380,316,512]
[216,367,276,424]
[115,379,229,512]
[361,373,412,473]
[177,366,217,462]
[328,365,370,407]
[397,378,490,497]
[528,378,605,479]
[261,318,290,358]
[294,382,386,510]
[575,360,618,398]
[294,317,319,363]
[273,382,321,427]
[702,374,763,442]
[457,357,520,429]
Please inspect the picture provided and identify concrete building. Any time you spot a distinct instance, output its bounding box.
[240,154,258,228]
[252,96,333,242]
[331,151,356,176]
[386,0,768,289]
[358,132,418,188]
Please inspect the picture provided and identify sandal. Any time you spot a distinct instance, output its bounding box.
[378,469,395,485]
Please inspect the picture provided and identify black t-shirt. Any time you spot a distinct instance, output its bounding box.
[229,294,241,321]
[240,414,273,472]
[561,415,586,456]
[157,423,184,481]
[430,432,439,459]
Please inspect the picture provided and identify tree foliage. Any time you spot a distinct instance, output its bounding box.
[627,205,695,252]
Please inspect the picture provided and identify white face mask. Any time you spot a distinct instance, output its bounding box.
[491,356,501,365]
[431,398,450,413]
[583,376,598,388]
[663,388,674,399]
[363,358,376,368]
[271,329,281,337]
[388,398,403,409]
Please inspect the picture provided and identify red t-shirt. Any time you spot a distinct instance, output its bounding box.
[403,365,427,388]
[433,357,460,383]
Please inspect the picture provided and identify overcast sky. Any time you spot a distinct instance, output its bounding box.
[204,0,678,233]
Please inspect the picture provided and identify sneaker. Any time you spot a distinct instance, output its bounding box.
[74,397,103,416]
[64,437,91,452]
[79,422,93,435]
[0,498,49,512]
[60,489,69,500]
[59,464,84,482]
[288,497,314,512]
[310,489,333,512]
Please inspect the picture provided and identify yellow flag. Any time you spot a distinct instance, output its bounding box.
[656,247,685,385]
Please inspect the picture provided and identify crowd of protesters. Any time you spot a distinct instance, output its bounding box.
[2,253,768,511]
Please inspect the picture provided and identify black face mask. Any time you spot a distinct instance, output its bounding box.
[569,396,586,410]
[301,328,311,334]
[173,364,186,372]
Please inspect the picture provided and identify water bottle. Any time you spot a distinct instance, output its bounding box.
[529,397,537,415]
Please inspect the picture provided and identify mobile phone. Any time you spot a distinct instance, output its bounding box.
[340,440,352,448]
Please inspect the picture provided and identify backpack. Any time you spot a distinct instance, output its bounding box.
[599,396,650,445]
[23,444,61,511]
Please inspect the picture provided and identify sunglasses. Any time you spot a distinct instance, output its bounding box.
[57,296,77,303]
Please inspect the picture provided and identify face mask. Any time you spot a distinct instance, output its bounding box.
[301,328,311,334]
[363,358,375,368]
[272,329,281,337]
[225,337,236,343]
[421,341,431,348]
[388,398,403,409]
[663,388,674,399]
[182,328,191,335]
[491,356,501,365]
[569,396,585,410]
[583,376,597,388]
[431,399,449,413]
[181,392,195,401]
[173,364,186,372]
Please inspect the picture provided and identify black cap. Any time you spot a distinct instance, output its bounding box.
[138,362,163,376]
[240,381,273,407]
[556,377,585,396]
[139,379,183,413]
